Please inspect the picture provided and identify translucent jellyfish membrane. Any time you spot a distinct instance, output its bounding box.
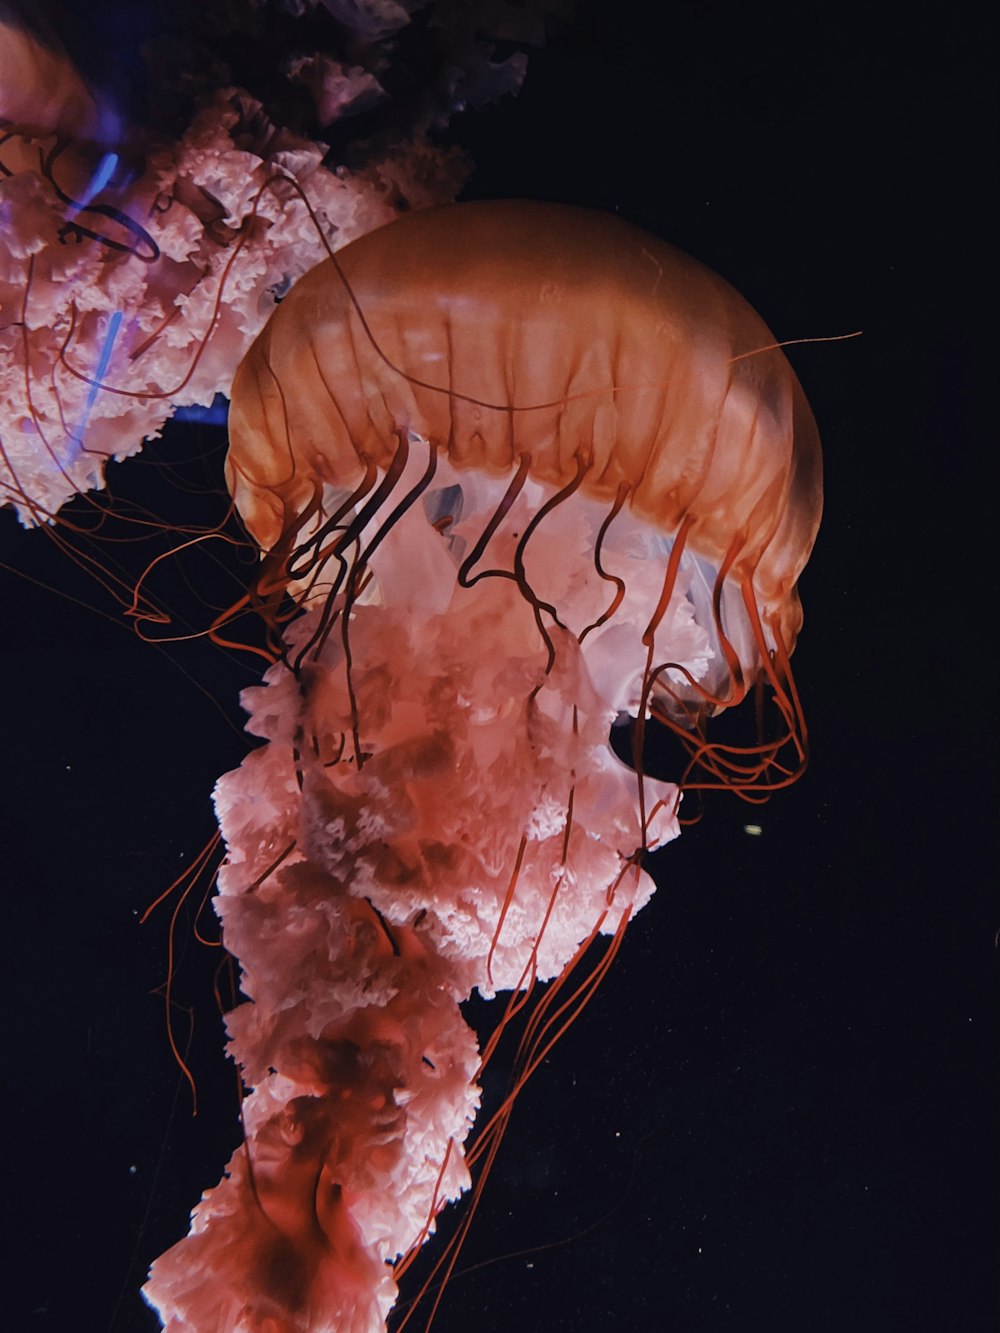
[144,201,822,1332]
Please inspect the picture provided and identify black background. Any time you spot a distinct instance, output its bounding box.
[2,4,995,1332]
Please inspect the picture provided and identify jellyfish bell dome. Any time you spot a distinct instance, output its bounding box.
[227,198,821,727]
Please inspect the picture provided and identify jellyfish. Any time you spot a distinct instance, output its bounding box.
[0,78,465,522]
[1,0,539,522]
[142,200,822,1331]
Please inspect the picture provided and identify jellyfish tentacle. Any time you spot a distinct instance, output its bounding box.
[578,479,631,643]
[456,452,531,589]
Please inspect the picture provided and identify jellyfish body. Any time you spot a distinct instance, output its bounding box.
[144,202,821,1331]
[0,12,466,523]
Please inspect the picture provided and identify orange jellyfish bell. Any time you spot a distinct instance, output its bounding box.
[227,199,820,673]
[145,200,821,1331]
